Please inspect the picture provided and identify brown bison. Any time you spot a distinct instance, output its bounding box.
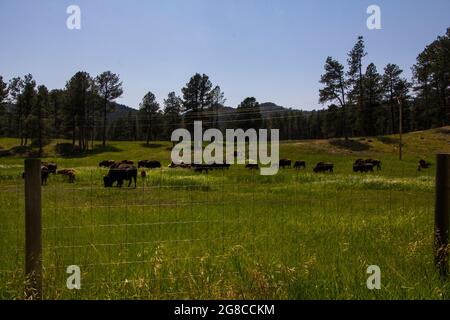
[104,164,137,188]
[417,159,431,171]
[279,159,292,168]
[313,162,334,173]
[138,160,161,169]
[57,169,76,183]
[99,160,116,168]
[293,160,306,169]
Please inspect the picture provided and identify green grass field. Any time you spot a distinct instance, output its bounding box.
[1,128,450,299]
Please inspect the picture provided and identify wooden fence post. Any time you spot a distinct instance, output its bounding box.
[24,159,42,299]
[435,154,450,278]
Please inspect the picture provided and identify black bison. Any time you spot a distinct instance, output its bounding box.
[99,160,116,168]
[138,160,161,169]
[279,159,292,168]
[294,160,306,169]
[245,163,259,170]
[417,159,432,171]
[313,162,334,173]
[42,161,57,174]
[104,163,137,188]
[57,168,76,183]
[353,163,374,173]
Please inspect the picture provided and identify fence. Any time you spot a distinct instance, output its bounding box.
[0,156,448,299]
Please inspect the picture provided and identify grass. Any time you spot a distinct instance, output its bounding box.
[0,128,450,299]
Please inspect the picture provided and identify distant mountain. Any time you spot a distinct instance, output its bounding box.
[108,103,138,121]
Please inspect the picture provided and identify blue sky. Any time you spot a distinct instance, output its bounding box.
[0,0,449,110]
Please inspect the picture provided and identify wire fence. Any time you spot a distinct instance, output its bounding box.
[0,163,439,299]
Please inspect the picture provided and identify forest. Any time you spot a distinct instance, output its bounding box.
[0,28,448,153]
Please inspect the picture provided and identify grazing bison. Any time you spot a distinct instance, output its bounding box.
[57,169,76,183]
[353,163,374,173]
[99,160,116,168]
[293,160,306,170]
[365,159,381,170]
[42,161,57,174]
[138,160,161,169]
[279,159,292,168]
[313,162,334,173]
[417,159,432,171]
[245,163,259,170]
[104,164,137,188]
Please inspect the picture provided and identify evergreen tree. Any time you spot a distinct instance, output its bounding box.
[95,71,123,146]
[139,91,160,144]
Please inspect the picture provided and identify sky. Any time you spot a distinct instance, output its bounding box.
[0,0,449,110]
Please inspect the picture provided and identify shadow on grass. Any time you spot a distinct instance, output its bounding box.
[55,143,122,158]
[329,139,371,151]
[377,136,400,145]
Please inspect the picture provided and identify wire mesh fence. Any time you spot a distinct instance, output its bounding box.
[0,163,438,299]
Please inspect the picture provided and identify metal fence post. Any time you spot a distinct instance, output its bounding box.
[24,159,43,299]
[435,154,450,278]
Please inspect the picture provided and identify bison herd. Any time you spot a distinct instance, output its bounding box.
[23,156,433,188]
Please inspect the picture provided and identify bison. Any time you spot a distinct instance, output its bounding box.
[99,160,116,168]
[313,162,334,173]
[57,168,76,183]
[279,159,292,169]
[138,160,161,169]
[103,163,137,188]
[293,160,306,170]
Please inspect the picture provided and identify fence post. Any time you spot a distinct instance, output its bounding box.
[435,154,450,278]
[24,159,43,299]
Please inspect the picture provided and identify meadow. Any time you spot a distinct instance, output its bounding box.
[0,127,450,299]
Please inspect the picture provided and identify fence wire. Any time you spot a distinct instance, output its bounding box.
[0,164,436,299]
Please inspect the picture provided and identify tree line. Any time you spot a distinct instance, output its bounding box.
[0,28,448,151]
